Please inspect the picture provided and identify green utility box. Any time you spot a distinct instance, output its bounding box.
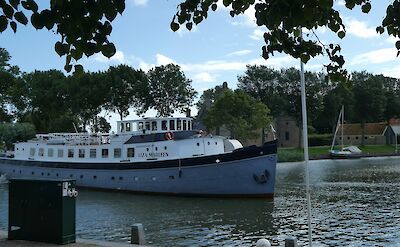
[8,178,77,244]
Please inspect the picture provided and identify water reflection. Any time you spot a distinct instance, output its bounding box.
[1,157,400,246]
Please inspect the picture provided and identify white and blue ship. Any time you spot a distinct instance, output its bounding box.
[0,117,277,197]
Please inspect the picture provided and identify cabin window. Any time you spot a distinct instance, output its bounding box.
[120,123,125,132]
[127,148,135,158]
[183,120,187,130]
[285,132,290,141]
[58,149,63,158]
[347,137,350,140]
[126,122,131,132]
[145,122,151,130]
[48,148,54,157]
[38,148,44,157]
[138,122,144,130]
[151,121,157,131]
[30,148,35,156]
[114,148,121,158]
[162,120,168,130]
[68,149,74,158]
[177,120,182,130]
[189,120,193,130]
[90,149,96,158]
[79,149,85,158]
[169,120,175,130]
[102,149,109,158]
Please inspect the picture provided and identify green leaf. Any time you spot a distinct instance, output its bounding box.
[55,41,65,56]
[114,0,125,14]
[170,21,179,32]
[74,65,84,75]
[223,0,232,7]
[64,64,72,72]
[376,26,384,34]
[9,0,20,9]
[396,40,400,50]
[338,30,345,39]
[30,12,44,29]
[0,15,8,32]
[14,11,28,25]
[105,8,118,22]
[101,43,116,58]
[362,2,371,13]
[3,4,14,18]
[10,21,16,32]
[211,3,217,11]
[21,0,38,12]
[186,22,193,30]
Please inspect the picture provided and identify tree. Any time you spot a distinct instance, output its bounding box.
[0,1,125,72]
[203,90,271,140]
[90,116,111,133]
[147,64,197,117]
[0,122,36,150]
[104,65,149,120]
[172,0,400,80]
[351,71,387,145]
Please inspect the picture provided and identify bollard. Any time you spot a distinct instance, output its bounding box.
[131,223,146,245]
[256,238,271,247]
[285,237,298,247]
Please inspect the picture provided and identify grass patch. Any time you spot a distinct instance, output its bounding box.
[277,145,397,162]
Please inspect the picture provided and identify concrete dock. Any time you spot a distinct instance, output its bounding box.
[0,230,146,247]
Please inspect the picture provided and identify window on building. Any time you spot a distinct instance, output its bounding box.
[145,121,151,130]
[285,132,290,141]
[183,120,187,130]
[90,149,96,158]
[169,120,175,130]
[120,123,125,132]
[356,136,359,140]
[138,122,144,130]
[38,148,44,157]
[347,137,350,140]
[102,149,109,158]
[152,121,157,131]
[162,120,167,130]
[79,149,85,158]
[30,148,35,156]
[114,148,121,158]
[127,148,135,158]
[177,120,182,130]
[126,122,131,132]
[48,148,54,157]
[68,149,74,158]
[58,149,63,158]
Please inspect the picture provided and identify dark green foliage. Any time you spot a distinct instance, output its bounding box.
[172,0,392,80]
[104,65,149,120]
[0,122,35,150]
[90,116,111,133]
[203,90,271,140]
[0,0,125,72]
[308,134,332,146]
[147,64,197,117]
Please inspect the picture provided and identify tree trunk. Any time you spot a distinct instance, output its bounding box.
[261,127,265,145]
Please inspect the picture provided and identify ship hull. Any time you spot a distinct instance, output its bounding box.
[0,141,277,197]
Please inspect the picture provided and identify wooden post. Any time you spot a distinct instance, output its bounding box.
[131,224,145,245]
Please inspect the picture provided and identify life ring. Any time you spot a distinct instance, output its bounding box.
[165,131,174,140]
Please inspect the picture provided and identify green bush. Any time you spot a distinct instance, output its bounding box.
[277,149,304,162]
[308,134,332,147]
[0,123,36,150]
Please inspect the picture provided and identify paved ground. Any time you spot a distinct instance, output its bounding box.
[0,231,145,247]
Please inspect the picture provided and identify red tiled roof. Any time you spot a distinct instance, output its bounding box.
[338,122,387,135]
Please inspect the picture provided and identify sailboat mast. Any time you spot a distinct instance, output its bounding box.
[341,105,344,151]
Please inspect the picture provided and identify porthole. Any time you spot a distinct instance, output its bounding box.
[146,148,149,151]
[16,148,19,151]
[41,172,44,176]
[31,171,35,175]
[19,170,22,174]
[197,143,200,146]
[70,174,73,178]
[80,175,84,179]
[93,175,97,179]
[111,176,115,180]
[155,147,158,151]
[56,173,59,177]
[169,175,175,180]
[12,169,15,173]
[119,176,123,180]
[47,173,50,176]
[215,142,218,145]
[164,146,167,150]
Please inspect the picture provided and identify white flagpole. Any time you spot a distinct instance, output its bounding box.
[300,29,313,247]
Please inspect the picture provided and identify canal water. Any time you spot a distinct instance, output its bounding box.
[1,157,400,246]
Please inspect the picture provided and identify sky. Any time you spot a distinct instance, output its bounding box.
[1,0,399,128]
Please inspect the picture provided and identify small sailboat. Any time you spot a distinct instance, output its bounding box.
[329,106,362,159]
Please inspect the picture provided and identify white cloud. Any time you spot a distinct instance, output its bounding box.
[231,5,256,27]
[346,18,378,38]
[93,51,128,64]
[130,0,148,6]
[336,0,345,6]
[350,48,398,65]
[193,72,218,83]
[386,36,398,44]
[250,29,265,40]
[381,65,400,78]
[226,50,252,57]
[156,54,178,66]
